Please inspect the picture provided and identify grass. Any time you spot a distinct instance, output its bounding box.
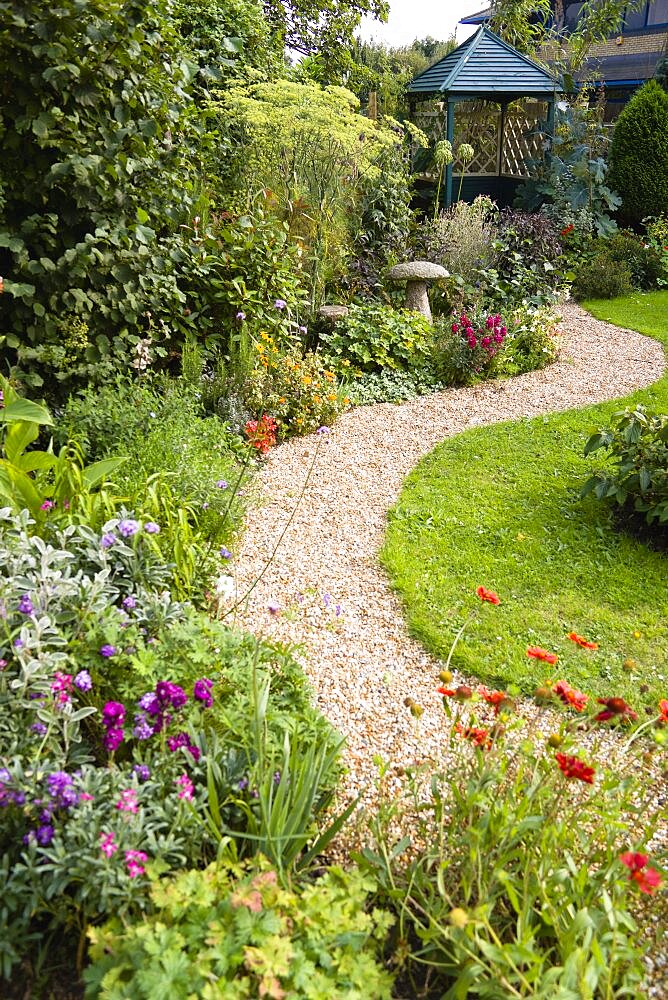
[381,291,668,705]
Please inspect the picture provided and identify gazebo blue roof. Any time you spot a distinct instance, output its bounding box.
[407,25,560,98]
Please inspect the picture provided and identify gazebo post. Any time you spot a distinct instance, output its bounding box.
[546,96,556,147]
[445,96,455,207]
[498,99,507,201]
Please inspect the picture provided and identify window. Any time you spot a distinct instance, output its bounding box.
[565,2,584,30]
[624,5,647,29]
[648,0,668,24]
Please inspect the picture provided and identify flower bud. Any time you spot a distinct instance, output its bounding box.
[439,669,453,684]
[547,733,563,748]
[454,685,472,700]
[410,703,424,719]
[534,687,553,703]
[449,907,469,928]
[623,658,636,671]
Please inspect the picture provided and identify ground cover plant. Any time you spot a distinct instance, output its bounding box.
[381,292,668,705]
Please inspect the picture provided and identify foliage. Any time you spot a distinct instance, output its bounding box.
[517,103,621,237]
[84,861,394,998]
[608,80,668,227]
[489,0,552,55]
[347,368,443,406]
[239,335,347,439]
[359,709,662,998]
[496,304,561,375]
[212,82,408,309]
[418,196,497,284]
[571,257,634,301]
[0,0,202,394]
[262,0,388,61]
[381,291,668,703]
[643,214,668,287]
[432,311,508,386]
[583,404,668,526]
[321,304,434,375]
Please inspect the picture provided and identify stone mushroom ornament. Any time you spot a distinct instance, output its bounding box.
[387,261,449,322]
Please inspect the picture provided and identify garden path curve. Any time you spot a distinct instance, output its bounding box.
[233,302,665,803]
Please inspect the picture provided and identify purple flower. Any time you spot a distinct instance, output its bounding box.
[144,522,160,534]
[133,764,151,782]
[139,692,158,713]
[299,325,307,334]
[167,731,189,753]
[74,670,92,692]
[219,546,232,559]
[18,594,34,615]
[267,600,280,615]
[193,677,214,708]
[31,722,48,735]
[103,727,124,752]
[36,824,55,846]
[46,772,77,809]
[215,479,228,489]
[13,638,23,649]
[133,713,154,740]
[155,681,187,710]
[273,771,281,785]
[100,532,117,549]
[316,426,330,435]
[122,595,137,611]
[100,644,117,658]
[238,777,249,791]
[323,593,331,608]
[102,701,125,726]
[118,518,140,538]
[274,298,287,310]
[236,311,246,321]
[202,502,209,510]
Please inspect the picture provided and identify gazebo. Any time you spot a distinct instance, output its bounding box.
[407,26,561,208]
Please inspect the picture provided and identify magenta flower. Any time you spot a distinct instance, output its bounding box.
[176,774,194,801]
[193,677,214,708]
[40,500,55,511]
[100,832,118,857]
[103,728,124,752]
[125,849,148,878]
[116,789,139,814]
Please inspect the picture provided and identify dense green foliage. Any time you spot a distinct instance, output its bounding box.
[608,80,668,226]
[0,0,203,392]
[321,303,434,374]
[381,292,668,703]
[85,862,394,998]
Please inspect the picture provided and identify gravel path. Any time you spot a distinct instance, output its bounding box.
[233,303,664,783]
[231,300,667,991]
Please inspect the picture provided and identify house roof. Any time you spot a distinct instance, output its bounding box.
[407,25,560,98]
[460,6,491,25]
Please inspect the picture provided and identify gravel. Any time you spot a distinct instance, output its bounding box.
[230,301,667,993]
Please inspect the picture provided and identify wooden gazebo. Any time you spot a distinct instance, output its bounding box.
[407,26,560,207]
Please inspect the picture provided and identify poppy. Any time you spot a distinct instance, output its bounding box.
[567,632,599,650]
[476,586,500,605]
[527,646,558,665]
[555,752,595,784]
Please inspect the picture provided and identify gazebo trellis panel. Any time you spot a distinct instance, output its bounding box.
[407,26,560,207]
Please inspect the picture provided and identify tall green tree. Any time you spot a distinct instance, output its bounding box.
[262,0,388,57]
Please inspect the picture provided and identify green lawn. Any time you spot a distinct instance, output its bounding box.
[381,292,668,704]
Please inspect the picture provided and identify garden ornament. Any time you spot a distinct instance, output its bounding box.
[387,261,449,322]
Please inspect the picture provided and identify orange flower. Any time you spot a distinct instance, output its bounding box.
[553,679,588,712]
[659,699,668,723]
[437,684,473,701]
[476,586,500,605]
[527,646,558,665]
[619,852,663,894]
[555,752,595,784]
[568,632,599,650]
[478,685,510,715]
[455,723,492,749]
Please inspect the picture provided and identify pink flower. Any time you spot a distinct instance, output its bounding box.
[125,849,148,878]
[451,322,459,333]
[40,500,55,511]
[116,788,139,814]
[176,774,194,801]
[100,832,118,857]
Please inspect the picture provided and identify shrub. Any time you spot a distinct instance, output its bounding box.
[571,257,634,300]
[347,368,443,405]
[321,303,434,375]
[432,310,508,385]
[0,0,201,394]
[582,404,668,527]
[417,195,497,284]
[84,861,395,998]
[585,231,664,290]
[497,304,561,375]
[608,80,668,226]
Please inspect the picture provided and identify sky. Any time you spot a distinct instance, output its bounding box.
[359,0,485,48]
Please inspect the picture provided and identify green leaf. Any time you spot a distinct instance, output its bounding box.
[0,399,53,426]
[82,456,127,488]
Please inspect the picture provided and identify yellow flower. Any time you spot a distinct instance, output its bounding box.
[302,376,312,385]
[254,343,264,353]
[324,371,335,381]
[327,393,337,402]
[313,395,321,404]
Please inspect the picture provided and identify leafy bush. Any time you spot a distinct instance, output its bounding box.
[518,103,621,236]
[432,311,508,385]
[84,861,394,998]
[0,0,202,393]
[571,257,634,301]
[417,195,497,285]
[583,404,668,527]
[643,215,668,287]
[358,677,664,998]
[608,80,668,226]
[497,305,561,375]
[575,231,665,292]
[321,303,434,374]
[347,368,443,405]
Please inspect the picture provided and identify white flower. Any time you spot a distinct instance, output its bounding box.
[214,575,235,600]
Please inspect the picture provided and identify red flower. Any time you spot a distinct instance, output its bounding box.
[553,679,588,712]
[527,646,558,665]
[560,223,575,236]
[567,632,599,650]
[438,685,472,700]
[244,414,278,455]
[619,852,663,895]
[594,696,638,723]
[659,699,668,723]
[555,752,595,784]
[478,685,510,715]
[455,723,491,749]
[476,586,500,605]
